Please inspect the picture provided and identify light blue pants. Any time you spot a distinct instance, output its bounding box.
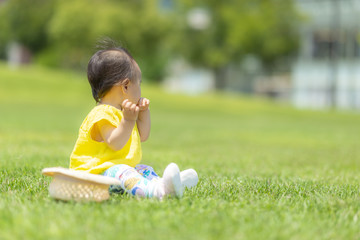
[102,164,159,197]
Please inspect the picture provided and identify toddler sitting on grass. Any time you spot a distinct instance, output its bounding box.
[69,40,198,199]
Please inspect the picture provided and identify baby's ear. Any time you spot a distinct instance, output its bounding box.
[122,78,130,90]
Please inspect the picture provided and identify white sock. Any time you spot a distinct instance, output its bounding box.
[180,169,198,190]
[153,163,182,200]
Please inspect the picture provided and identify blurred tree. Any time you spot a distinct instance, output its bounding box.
[175,0,302,89]
[0,0,55,53]
[44,0,175,81]
[0,0,302,87]
[0,5,9,59]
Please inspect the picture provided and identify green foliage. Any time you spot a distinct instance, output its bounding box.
[175,0,301,68]
[0,0,175,80]
[0,6,8,59]
[0,0,302,83]
[0,0,55,52]
[1,64,360,239]
[44,0,174,79]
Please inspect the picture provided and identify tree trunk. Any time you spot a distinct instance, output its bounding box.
[214,66,227,90]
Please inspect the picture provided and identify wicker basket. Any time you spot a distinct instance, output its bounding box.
[42,167,121,202]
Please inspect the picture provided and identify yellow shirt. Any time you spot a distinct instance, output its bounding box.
[69,104,142,174]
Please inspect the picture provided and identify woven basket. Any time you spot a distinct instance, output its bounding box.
[42,167,121,202]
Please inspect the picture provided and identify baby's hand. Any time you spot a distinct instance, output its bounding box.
[137,97,150,111]
[122,99,140,121]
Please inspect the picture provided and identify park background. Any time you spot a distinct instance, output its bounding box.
[0,0,360,239]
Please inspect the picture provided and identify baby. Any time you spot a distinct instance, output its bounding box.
[69,41,198,199]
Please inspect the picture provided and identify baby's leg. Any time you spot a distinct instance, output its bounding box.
[103,164,156,198]
[135,164,160,181]
[103,163,183,199]
[136,164,198,190]
[135,164,198,191]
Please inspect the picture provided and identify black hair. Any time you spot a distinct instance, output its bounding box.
[87,38,140,103]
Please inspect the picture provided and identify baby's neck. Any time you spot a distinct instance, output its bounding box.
[98,98,123,110]
[97,85,124,110]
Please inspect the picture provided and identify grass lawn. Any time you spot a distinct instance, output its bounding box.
[0,63,360,240]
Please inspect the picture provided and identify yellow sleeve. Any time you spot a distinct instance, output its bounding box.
[91,106,120,129]
[88,106,121,140]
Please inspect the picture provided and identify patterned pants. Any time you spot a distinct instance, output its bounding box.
[102,164,160,197]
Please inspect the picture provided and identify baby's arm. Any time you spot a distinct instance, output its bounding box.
[137,98,151,142]
[98,100,139,151]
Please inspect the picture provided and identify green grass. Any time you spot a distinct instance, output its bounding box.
[1,62,360,240]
